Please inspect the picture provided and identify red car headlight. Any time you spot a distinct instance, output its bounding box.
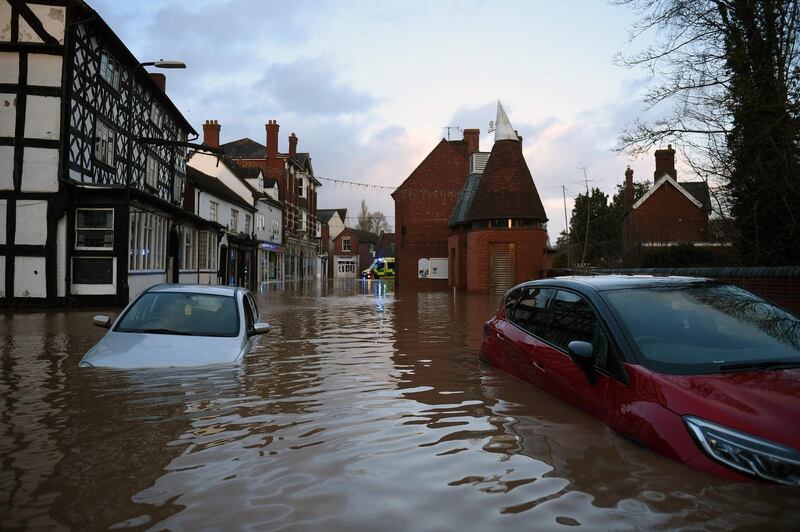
[684,416,800,486]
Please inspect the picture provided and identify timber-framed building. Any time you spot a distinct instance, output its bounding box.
[1,0,218,306]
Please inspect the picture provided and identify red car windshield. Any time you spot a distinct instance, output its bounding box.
[603,284,800,374]
[116,292,240,337]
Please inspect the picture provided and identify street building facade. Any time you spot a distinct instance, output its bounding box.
[0,0,217,306]
[317,208,347,278]
[204,119,321,282]
[332,227,379,278]
[622,146,712,251]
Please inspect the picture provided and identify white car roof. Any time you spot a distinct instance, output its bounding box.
[146,284,241,297]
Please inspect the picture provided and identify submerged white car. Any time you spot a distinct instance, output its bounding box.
[80,284,271,369]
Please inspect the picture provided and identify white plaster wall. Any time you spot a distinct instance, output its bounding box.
[0,93,16,136]
[255,201,282,242]
[128,273,166,301]
[18,18,43,44]
[27,54,62,86]
[0,256,5,298]
[57,215,66,297]
[189,153,254,205]
[0,2,11,42]
[14,256,46,298]
[30,5,66,44]
[0,52,19,83]
[0,200,5,245]
[0,146,12,190]
[24,95,60,139]
[196,189,246,233]
[178,272,217,285]
[15,201,47,245]
[328,213,345,239]
[21,147,58,192]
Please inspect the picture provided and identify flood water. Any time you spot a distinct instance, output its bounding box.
[2,280,799,530]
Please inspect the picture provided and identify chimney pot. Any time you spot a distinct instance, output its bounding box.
[289,132,298,159]
[653,145,677,183]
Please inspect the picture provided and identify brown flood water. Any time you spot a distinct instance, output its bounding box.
[1,280,799,530]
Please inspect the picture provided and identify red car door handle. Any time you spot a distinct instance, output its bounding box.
[496,332,505,340]
[532,360,545,372]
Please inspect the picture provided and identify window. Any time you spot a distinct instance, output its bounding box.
[115,292,240,337]
[510,287,553,339]
[256,213,265,232]
[271,218,279,240]
[99,50,121,90]
[128,210,168,271]
[244,214,252,234]
[182,228,196,270]
[230,209,239,232]
[209,201,219,222]
[145,155,159,190]
[76,209,114,249]
[342,237,351,252]
[545,290,609,369]
[95,120,116,167]
[150,102,164,129]
[198,230,209,270]
[172,174,183,204]
[298,176,305,197]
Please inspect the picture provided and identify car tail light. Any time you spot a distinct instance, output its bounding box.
[684,416,800,486]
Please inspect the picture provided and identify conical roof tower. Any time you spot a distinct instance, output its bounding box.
[466,101,547,223]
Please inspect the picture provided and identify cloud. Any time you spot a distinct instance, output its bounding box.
[256,57,377,117]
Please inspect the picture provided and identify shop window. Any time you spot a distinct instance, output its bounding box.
[76,209,114,249]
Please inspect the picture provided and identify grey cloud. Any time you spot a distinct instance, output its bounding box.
[256,57,377,116]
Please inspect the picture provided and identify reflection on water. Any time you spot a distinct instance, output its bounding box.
[1,281,799,529]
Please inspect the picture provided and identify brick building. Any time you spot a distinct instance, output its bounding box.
[317,208,347,278]
[623,145,712,250]
[201,119,322,281]
[331,228,379,278]
[392,128,480,290]
[448,102,551,294]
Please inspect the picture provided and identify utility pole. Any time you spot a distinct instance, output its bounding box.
[579,166,591,266]
[562,185,571,268]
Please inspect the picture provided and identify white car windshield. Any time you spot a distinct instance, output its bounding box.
[116,292,240,337]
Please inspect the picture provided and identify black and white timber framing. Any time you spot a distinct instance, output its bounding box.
[1,0,218,306]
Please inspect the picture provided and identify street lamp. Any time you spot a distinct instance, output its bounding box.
[140,60,186,69]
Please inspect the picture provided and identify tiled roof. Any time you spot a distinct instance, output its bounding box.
[317,209,338,224]
[220,138,266,159]
[466,140,547,223]
[186,167,253,211]
[449,172,483,227]
[681,182,712,211]
[228,162,262,181]
[342,227,380,244]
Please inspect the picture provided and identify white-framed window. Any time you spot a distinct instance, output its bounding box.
[198,231,209,270]
[145,154,159,190]
[256,213,265,232]
[230,209,239,232]
[298,176,305,198]
[128,210,168,271]
[271,218,279,241]
[150,102,164,129]
[99,50,121,90]
[342,237,351,252]
[244,214,252,234]
[71,257,116,295]
[209,201,219,222]
[94,120,116,167]
[182,227,196,270]
[172,174,183,204]
[75,209,114,250]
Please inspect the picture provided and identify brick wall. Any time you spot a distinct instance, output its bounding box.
[466,228,550,293]
[394,140,469,291]
[632,183,708,243]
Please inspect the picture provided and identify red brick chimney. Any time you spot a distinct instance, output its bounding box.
[202,119,220,149]
[654,144,677,182]
[624,166,634,212]
[266,120,280,160]
[289,133,298,159]
[149,73,166,92]
[463,129,480,156]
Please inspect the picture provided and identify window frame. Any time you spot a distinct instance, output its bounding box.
[145,154,159,191]
[342,237,351,252]
[230,209,239,232]
[94,119,117,168]
[98,49,121,91]
[75,208,114,251]
[209,201,219,222]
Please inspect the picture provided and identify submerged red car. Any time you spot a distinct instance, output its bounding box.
[480,275,800,485]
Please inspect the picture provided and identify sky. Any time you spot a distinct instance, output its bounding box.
[92,0,667,237]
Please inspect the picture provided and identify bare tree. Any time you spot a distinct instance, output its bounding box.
[356,199,390,235]
[615,0,800,264]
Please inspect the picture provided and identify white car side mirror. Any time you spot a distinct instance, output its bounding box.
[251,322,271,336]
[93,315,112,329]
